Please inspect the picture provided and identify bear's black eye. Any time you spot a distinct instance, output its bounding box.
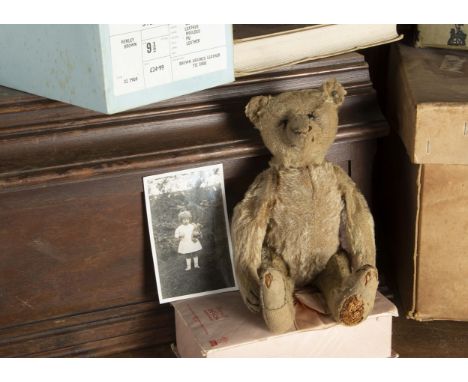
[308,112,318,121]
[279,118,288,129]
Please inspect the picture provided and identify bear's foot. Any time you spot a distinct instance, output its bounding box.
[336,265,378,326]
[315,252,379,326]
[260,268,295,334]
[339,295,364,325]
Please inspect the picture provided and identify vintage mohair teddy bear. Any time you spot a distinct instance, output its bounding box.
[231,79,378,333]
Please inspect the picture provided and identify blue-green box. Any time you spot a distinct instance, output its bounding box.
[0,24,234,114]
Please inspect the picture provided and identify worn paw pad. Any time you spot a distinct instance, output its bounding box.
[261,269,288,310]
[339,295,364,326]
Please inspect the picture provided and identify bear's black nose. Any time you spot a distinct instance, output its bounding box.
[292,128,307,135]
[288,115,310,135]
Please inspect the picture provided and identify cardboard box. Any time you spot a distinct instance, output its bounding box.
[0,25,234,114]
[415,24,468,51]
[172,291,397,357]
[387,44,468,320]
[389,44,468,165]
[385,136,468,321]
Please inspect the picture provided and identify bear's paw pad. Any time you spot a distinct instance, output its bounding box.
[339,295,364,326]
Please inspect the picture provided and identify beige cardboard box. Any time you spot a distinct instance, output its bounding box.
[387,138,468,321]
[387,45,468,320]
[415,24,468,51]
[389,44,468,165]
[172,291,397,357]
[413,164,468,319]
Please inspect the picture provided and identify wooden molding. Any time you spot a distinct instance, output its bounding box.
[0,300,174,357]
[0,53,388,357]
[0,53,385,191]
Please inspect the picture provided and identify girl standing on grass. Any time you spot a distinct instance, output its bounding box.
[175,210,202,271]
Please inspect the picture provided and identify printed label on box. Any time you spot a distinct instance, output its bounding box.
[203,307,228,321]
[108,24,229,96]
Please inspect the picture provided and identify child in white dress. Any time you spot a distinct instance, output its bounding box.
[175,210,202,271]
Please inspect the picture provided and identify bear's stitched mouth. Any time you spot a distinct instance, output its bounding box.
[286,129,314,149]
[288,139,306,149]
[290,124,312,136]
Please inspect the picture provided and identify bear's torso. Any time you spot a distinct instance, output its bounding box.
[264,162,343,286]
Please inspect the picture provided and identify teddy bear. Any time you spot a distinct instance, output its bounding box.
[231,79,378,333]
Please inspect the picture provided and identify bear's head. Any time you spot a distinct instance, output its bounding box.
[245,79,346,168]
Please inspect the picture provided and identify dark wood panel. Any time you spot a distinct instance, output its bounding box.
[0,54,369,132]
[0,140,377,357]
[109,343,175,358]
[233,25,311,40]
[0,302,175,357]
[0,52,388,357]
[0,52,383,189]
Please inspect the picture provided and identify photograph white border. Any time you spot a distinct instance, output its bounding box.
[143,163,238,303]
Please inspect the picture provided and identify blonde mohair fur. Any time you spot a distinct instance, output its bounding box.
[231,79,378,333]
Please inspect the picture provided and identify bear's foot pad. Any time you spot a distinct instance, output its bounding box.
[339,295,364,325]
[260,268,295,333]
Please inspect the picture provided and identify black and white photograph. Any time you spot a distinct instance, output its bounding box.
[143,164,237,303]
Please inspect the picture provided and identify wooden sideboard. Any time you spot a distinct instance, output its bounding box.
[0,52,388,357]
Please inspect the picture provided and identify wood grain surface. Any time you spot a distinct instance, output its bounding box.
[0,52,388,357]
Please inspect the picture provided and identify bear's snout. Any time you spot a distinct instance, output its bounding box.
[287,115,311,136]
[291,127,309,135]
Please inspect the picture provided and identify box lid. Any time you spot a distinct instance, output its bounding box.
[391,44,468,164]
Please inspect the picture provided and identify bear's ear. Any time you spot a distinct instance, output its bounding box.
[321,78,346,106]
[245,95,271,128]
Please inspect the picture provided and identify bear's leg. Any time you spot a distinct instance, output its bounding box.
[315,251,378,325]
[259,256,295,333]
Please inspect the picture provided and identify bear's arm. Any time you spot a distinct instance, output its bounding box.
[333,165,376,270]
[231,168,276,313]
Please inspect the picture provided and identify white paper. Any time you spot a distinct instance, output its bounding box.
[109,24,229,96]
